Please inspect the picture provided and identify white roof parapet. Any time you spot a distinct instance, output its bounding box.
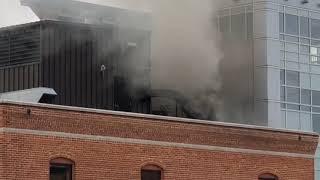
[0,88,57,103]
[20,0,152,31]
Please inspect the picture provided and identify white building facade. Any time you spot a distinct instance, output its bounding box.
[218,0,320,179]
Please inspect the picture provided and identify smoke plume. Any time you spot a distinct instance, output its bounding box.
[84,0,225,120]
[1,0,253,122]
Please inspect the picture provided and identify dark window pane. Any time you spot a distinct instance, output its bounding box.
[313,91,320,106]
[313,114,320,133]
[286,70,300,86]
[50,164,72,180]
[141,170,161,180]
[259,173,278,180]
[286,87,300,103]
[311,18,320,39]
[286,14,298,35]
[300,17,310,37]
[280,13,284,33]
[301,89,311,105]
[281,103,286,109]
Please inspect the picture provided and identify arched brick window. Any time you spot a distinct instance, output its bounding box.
[50,158,74,180]
[258,173,278,180]
[141,164,163,180]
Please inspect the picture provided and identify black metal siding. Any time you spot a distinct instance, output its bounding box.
[0,23,41,93]
[0,21,151,114]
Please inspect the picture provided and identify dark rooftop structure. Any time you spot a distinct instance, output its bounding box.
[0,0,152,113]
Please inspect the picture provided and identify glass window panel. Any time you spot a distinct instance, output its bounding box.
[281,111,286,127]
[313,114,320,133]
[285,35,299,42]
[281,103,286,109]
[313,90,320,106]
[287,104,300,110]
[311,56,319,64]
[286,52,299,62]
[299,54,309,63]
[280,51,285,60]
[311,65,320,73]
[286,14,299,35]
[300,64,310,72]
[311,47,318,55]
[300,16,310,37]
[302,89,311,104]
[280,42,285,50]
[301,38,310,44]
[312,75,320,90]
[287,111,300,130]
[281,86,285,101]
[280,13,284,33]
[300,113,312,131]
[286,43,299,52]
[301,73,311,89]
[313,107,320,113]
[312,40,320,46]
[311,18,320,39]
[281,60,285,68]
[286,70,300,86]
[280,34,285,40]
[286,62,299,71]
[300,45,310,54]
[301,106,311,112]
[281,69,285,85]
[286,87,300,103]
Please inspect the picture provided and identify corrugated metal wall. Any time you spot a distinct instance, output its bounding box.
[41,21,120,110]
[0,23,41,93]
[0,21,151,114]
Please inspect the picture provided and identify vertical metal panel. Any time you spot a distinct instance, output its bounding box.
[59,30,66,105]
[65,31,71,106]
[91,31,97,108]
[0,69,4,92]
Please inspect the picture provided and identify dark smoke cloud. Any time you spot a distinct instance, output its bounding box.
[0,0,254,123]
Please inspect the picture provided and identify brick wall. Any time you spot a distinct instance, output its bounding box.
[0,102,318,180]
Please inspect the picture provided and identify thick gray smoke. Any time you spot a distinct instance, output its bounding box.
[0,0,225,121]
[146,0,224,120]
[84,0,225,120]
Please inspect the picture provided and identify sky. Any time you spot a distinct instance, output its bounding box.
[0,0,150,28]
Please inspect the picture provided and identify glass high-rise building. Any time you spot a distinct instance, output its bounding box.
[218,0,320,179]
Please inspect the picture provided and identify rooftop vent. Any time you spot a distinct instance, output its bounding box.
[0,87,57,103]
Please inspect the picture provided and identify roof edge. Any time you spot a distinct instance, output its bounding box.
[0,100,318,137]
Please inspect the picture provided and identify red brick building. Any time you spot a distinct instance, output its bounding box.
[0,101,318,180]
